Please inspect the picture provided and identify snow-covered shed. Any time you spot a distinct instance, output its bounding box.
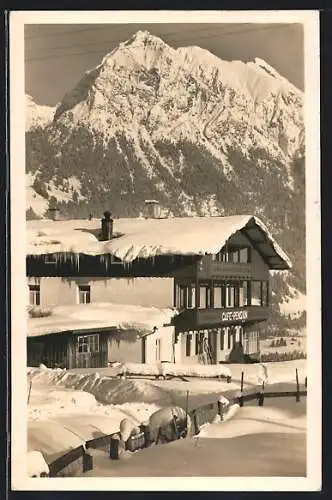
[27,303,178,369]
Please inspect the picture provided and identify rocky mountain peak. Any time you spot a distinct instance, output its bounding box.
[26,94,55,131]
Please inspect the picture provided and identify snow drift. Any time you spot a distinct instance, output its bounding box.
[120,362,232,379]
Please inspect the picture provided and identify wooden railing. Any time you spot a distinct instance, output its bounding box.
[45,370,307,477]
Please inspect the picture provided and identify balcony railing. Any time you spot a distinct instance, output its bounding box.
[198,260,253,279]
[174,306,269,330]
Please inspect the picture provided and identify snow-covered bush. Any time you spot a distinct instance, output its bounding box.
[119,362,232,380]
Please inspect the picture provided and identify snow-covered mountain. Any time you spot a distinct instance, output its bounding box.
[25,31,306,327]
[25,95,55,131]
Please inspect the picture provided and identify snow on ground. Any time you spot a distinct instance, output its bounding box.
[28,360,306,408]
[27,451,49,477]
[199,399,306,439]
[121,362,231,379]
[28,385,159,424]
[82,396,306,477]
[27,360,306,470]
[28,383,159,463]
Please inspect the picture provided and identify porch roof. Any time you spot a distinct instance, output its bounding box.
[27,302,178,338]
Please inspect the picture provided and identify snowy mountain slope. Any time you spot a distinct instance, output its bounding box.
[52,31,303,161]
[26,95,55,131]
[25,31,306,327]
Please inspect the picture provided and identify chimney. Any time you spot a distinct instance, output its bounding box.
[101,211,113,241]
[47,206,59,221]
[144,200,161,219]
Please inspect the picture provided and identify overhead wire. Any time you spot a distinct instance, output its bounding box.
[25,23,290,63]
[25,22,255,41]
[25,24,248,55]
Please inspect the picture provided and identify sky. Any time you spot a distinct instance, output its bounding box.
[25,23,304,106]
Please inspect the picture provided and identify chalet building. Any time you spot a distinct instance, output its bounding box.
[26,212,291,368]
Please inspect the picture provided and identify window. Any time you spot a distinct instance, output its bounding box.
[234,287,240,307]
[78,285,91,304]
[220,329,225,350]
[195,331,199,355]
[176,285,196,309]
[251,281,262,306]
[213,246,250,263]
[214,286,222,308]
[29,285,40,306]
[178,285,187,309]
[189,286,196,308]
[262,281,269,306]
[212,248,228,262]
[239,247,250,263]
[77,334,99,354]
[226,286,235,308]
[227,328,231,349]
[199,286,212,309]
[228,248,239,263]
[238,281,249,307]
[186,334,191,356]
[155,339,161,361]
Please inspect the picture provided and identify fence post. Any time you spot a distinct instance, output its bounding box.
[296,368,300,402]
[258,381,265,407]
[305,376,307,389]
[27,379,32,404]
[239,371,244,407]
[82,452,93,473]
[109,435,120,460]
[192,410,200,435]
[217,401,224,421]
[140,424,150,448]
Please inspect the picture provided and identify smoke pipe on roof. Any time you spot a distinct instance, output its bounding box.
[101,211,113,241]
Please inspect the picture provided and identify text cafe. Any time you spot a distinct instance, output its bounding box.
[179,308,261,364]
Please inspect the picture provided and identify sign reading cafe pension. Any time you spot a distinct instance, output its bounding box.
[221,310,249,323]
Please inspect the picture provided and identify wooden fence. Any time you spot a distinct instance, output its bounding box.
[45,372,307,477]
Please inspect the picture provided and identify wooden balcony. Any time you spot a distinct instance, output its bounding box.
[198,260,253,279]
[174,306,269,331]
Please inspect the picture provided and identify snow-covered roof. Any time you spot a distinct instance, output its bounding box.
[27,303,178,337]
[26,215,292,270]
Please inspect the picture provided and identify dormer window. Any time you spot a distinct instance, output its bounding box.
[212,246,251,263]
